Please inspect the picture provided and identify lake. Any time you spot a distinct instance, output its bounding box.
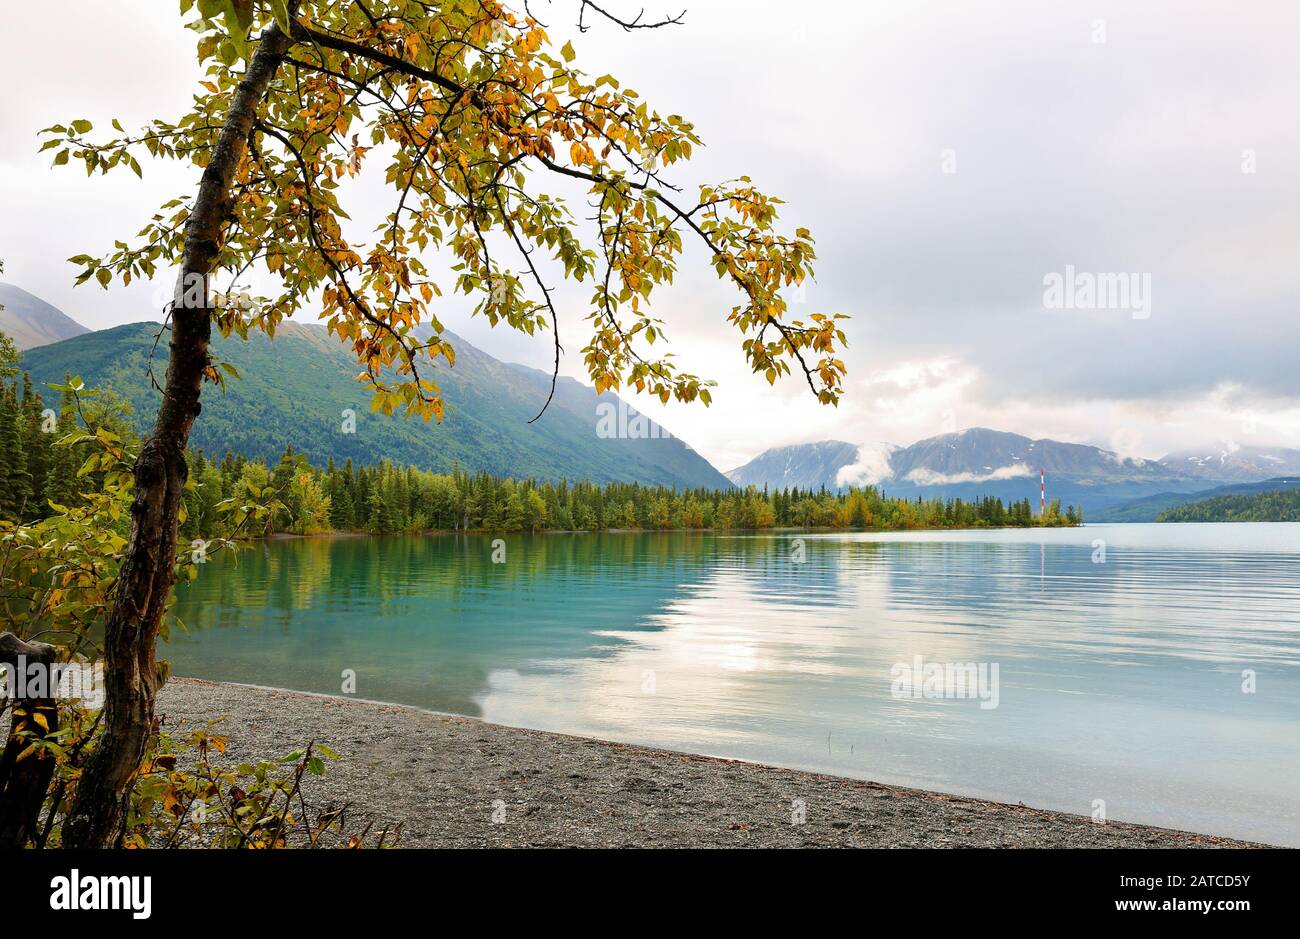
[170,523,1300,845]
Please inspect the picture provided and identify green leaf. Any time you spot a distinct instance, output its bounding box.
[221,0,253,37]
[268,0,292,34]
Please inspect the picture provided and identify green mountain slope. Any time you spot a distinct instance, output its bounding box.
[19,320,732,488]
[1096,477,1300,522]
[1157,486,1300,522]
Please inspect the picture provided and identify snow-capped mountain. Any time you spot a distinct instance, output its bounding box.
[1157,445,1300,482]
[725,440,861,489]
[725,428,1236,514]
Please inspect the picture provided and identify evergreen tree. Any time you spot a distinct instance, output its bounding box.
[20,374,49,518]
[44,379,79,508]
[0,382,31,518]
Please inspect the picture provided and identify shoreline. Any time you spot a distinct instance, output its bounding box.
[158,677,1268,848]
[259,522,1086,543]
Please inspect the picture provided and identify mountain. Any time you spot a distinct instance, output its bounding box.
[731,428,1225,515]
[736,429,1173,489]
[1156,445,1300,482]
[726,440,862,489]
[885,428,1167,483]
[0,283,91,349]
[1094,477,1300,522]
[19,318,732,489]
[869,429,1199,515]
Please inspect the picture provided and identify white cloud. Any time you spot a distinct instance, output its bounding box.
[2,0,1299,471]
[902,464,1035,486]
[835,443,897,487]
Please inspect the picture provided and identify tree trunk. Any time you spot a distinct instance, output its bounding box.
[60,22,295,848]
[0,633,59,848]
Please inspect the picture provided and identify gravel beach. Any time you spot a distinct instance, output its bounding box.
[151,677,1262,848]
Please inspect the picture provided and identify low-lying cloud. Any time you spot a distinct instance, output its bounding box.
[836,443,897,487]
[901,464,1036,487]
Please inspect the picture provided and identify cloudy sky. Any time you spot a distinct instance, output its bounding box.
[2,0,1298,471]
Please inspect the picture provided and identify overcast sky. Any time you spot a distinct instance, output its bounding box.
[2,0,1298,471]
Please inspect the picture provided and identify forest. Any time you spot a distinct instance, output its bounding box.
[0,365,1082,537]
[1158,489,1300,522]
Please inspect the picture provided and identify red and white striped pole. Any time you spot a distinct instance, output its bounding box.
[1040,467,1046,517]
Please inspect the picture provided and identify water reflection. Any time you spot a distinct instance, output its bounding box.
[171,524,1300,844]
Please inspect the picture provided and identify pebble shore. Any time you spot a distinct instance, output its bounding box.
[153,678,1263,848]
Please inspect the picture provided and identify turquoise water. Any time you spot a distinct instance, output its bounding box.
[169,523,1300,844]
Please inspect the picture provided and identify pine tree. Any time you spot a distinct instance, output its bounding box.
[0,383,12,518]
[21,375,50,518]
[0,382,31,519]
[45,379,79,508]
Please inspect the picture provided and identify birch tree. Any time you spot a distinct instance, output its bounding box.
[41,0,847,846]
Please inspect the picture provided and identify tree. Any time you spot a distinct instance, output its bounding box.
[0,263,19,381]
[43,380,80,509]
[287,468,332,533]
[0,382,30,518]
[0,335,18,382]
[523,488,547,532]
[20,374,50,520]
[43,0,847,846]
